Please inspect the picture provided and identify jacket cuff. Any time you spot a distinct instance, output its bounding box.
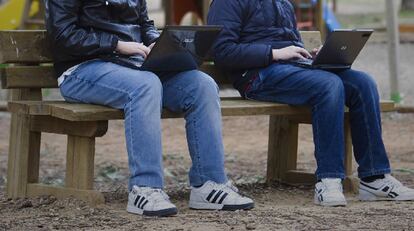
[265,45,273,65]
[100,34,118,53]
[265,46,273,66]
[109,36,119,53]
[147,32,160,45]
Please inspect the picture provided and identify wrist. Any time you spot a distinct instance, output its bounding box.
[272,49,280,61]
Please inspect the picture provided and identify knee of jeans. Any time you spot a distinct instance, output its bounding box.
[189,71,220,100]
[316,75,345,103]
[180,71,220,113]
[351,71,378,92]
[130,72,162,100]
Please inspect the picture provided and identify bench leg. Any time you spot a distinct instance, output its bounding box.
[267,114,358,193]
[27,118,107,205]
[267,115,300,184]
[7,114,41,198]
[66,135,96,190]
[62,135,105,205]
[343,115,359,193]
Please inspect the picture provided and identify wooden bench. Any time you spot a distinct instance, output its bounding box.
[0,30,396,205]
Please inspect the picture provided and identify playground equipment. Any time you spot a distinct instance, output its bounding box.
[0,0,43,29]
[163,0,209,25]
[323,0,341,32]
[163,0,341,33]
[292,0,341,32]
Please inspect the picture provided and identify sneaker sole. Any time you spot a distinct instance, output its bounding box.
[314,196,347,207]
[359,188,414,201]
[127,205,178,217]
[189,201,254,211]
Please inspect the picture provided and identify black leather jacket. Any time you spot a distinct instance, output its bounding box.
[45,0,159,77]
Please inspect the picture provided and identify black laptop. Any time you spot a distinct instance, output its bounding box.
[110,25,223,72]
[291,29,373,69]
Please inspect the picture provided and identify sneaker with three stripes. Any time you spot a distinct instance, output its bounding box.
[189,180,254,211]
[359,174,414,201]
[127,186,178,217]
[314,178,347,207]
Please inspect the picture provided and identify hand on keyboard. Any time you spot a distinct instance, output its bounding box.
[272,46,312,61]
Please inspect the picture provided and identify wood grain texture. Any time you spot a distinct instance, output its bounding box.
[26,183,105,206]
[0,30,51,63]
[397,105,414,113]
[7,99,396,121]
[6,88,42,199]
[266,116,299,184]
[0,101,7,111]
[30,115,108,137]
[66,136,95,190]
[1,66,57,89]
[284,170,316,185]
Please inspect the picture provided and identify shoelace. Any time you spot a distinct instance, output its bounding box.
[225,180,239,193]
[210,180,240,197]
[141,188,171,203]
[382,175,403,189]
[323,180,343,192]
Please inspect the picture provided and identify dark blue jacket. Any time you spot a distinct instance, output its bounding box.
[207,0,304,92]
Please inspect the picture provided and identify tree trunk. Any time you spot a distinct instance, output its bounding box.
[402,0,414,10]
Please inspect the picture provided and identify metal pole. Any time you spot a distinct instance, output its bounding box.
[386,0,402,103]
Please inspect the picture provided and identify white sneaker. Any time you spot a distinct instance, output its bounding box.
[126,186,178,217]
[314,178,347,207]
[359,174,414,201]
[189,180,254,211]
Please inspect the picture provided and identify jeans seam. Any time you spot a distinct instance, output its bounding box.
[342,80,375,172]
[192,119,202,183]
[313,103,321,166]
[163,82,203,182]
[317,173,345,180]
[127,101,136,187]
[358,168,391,178]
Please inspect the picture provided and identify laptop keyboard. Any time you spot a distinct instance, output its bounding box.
[290,58,313,66]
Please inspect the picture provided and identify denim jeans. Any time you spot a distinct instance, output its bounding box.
[59,60,228,189]
[245,63,391,180]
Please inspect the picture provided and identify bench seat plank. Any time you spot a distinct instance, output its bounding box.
[8,99,395,121]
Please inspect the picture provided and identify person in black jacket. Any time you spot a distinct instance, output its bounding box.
[208,0,414,206]
[45,0,254,217]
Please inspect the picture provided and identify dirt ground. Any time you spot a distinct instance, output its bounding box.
[1,39,414,230]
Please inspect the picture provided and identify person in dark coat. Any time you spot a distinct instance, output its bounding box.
[208,0,414,206]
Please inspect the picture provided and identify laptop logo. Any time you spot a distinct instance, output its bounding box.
[184,38,194,43]
[341,46,348,51]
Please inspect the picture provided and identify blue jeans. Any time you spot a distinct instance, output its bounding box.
[245,63,391,180]
[59,60,228,189]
